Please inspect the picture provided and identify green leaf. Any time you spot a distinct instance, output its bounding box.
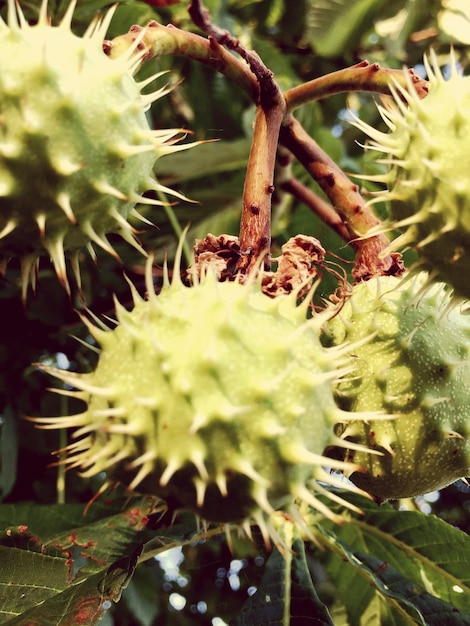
[233,521,334,626]
[326,533,470,625]
[0,497,156,573]
[305,0,389,58]
[357,550,470,625]
[0,497,156,622]
[438,0,470,45]
[315,494,470,625]
[153,138,251,185]
[3,548,141,626]
[0,498,217,624]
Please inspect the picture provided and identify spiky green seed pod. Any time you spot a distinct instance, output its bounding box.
[33,253,375,542]
[322,273,470,500]
[353,52,470,302]
[0,0,187,296]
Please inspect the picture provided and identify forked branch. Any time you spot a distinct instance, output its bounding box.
[106,13,428,280]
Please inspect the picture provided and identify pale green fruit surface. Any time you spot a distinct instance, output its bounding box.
[353,53,470,301]
[0,0,184,294]
[35,262,364,534]
[322,273,470,500]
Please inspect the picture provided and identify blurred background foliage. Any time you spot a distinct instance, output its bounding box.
[0,0,469,624]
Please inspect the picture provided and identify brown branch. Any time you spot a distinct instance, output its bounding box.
[188,0,280,106]
[237,101,285,273]
[279,114,404,280]
[280,177,353,244]
[284,60,429,112]
[279,115,378,236]
[188,0,286,274]
[106,22,418,279]
[105,21,259,101]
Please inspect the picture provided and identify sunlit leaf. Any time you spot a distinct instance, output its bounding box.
[316,493,470,625]
[438,0,470,44]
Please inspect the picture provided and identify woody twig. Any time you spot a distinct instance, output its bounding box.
[188,0,286,274]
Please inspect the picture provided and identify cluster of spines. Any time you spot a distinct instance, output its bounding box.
[324,273,470,499]
[351,50,470,304]
[31,246,387,542]
[0,0,194,298]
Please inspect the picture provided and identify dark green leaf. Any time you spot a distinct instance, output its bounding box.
[0,405,18,501]
[154,138,251,185]
[233,526,333,626]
